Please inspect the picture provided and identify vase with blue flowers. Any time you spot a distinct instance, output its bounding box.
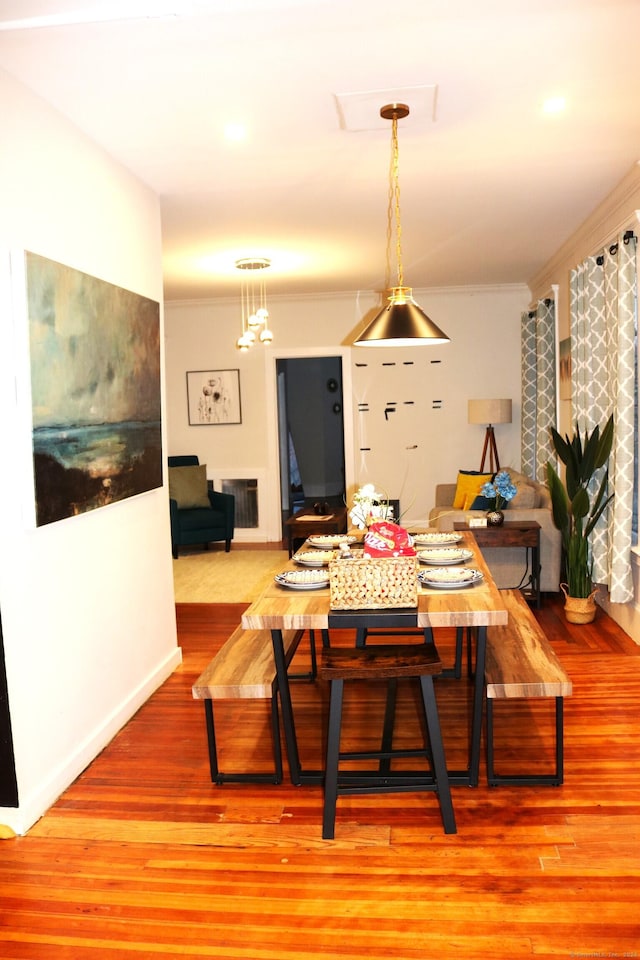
[479,470,517,526]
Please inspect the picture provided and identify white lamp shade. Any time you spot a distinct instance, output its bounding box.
[468,399,512,425]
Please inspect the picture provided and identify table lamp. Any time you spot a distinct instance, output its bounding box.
[468,399,512,473]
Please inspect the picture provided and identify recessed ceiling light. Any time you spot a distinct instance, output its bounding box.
[542,96,567,116]
[224,123,248,142]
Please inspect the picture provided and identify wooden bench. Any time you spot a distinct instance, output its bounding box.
[485,589,573,786]
[192,625,316,785]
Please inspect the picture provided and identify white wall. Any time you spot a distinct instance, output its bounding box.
[0,69,180,835]
[165,284,530,538]
[347,286,528,526]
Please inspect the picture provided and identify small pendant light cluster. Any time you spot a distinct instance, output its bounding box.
[354,103,450,347]
[235,257,274,351]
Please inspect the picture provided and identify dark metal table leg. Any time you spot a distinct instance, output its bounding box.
[322,677,344,839]
[420,674,457,834]
[532,543,541,608]
[204,700,219,783]
[271,627,302,785]
[379,678,398,775]
[555,696,564,784]
[469,625,487,787]
[271,628,324,786]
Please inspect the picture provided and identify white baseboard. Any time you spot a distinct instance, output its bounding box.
[596,551,640,645]
[597,591,640,645]
[0,647,183,836]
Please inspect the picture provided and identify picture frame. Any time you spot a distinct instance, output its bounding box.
[186,369,242,425]
[24,251,162,527]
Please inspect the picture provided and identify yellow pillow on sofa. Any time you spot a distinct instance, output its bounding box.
[453,471,493,510]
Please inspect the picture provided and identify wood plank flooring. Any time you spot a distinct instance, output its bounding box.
[1,596,639,959]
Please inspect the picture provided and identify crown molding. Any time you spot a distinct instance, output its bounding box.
[164,289,377,309]
[413,282,530,297]
[165,282,530,309]
[528,161,640,296]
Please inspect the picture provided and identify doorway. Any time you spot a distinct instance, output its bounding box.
[276,356,346,535]
[0,609,18,808]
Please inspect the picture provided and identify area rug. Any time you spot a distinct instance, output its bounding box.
[172,548,289,603]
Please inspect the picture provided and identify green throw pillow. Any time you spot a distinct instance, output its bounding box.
[168,464,210,509]
[469,494,505,511]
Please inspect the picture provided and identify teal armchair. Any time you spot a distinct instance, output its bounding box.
[168,455,235,559]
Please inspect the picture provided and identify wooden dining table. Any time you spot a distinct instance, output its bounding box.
[241,530,508,788]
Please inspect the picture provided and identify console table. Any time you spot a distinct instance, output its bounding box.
[453,520,541,608]
[285,505,348,557]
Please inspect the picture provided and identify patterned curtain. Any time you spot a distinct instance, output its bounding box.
[569,230,637,604]
[521,298,557,480]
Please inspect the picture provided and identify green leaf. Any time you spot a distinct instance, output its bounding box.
[572,424,584,466]
[550,427,572,466]
[570,486,590,521]
[585,485,614,537]
[578,424,599,482]
[546,463,570,535]
[564,457,580,499]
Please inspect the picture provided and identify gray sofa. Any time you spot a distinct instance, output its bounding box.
[428,468,561,593]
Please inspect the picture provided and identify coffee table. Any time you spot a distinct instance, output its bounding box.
[285,505,348,557]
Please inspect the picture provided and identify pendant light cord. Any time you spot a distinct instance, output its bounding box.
[353,102,451,345]
[386,113,404,290]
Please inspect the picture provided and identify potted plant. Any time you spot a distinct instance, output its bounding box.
[545,414,614,623]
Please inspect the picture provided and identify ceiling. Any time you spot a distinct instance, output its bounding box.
[1,0,639,302]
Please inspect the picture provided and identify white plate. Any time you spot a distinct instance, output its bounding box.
[417,547,474,565]
[418,567,483,589]
[293,550,336,567]
[307,534,358,549]
[412,531,464,545]
[275,569,330,590]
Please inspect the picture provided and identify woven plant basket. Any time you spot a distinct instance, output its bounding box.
[329,556,418,610]
[560,584,598,624]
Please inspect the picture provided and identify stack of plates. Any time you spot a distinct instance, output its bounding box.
[294,550,336,566]
[412,532,463,546]
[418,567,483,590]
[307,534,358,549]
[417,547,474,565]
[275,569,330,590]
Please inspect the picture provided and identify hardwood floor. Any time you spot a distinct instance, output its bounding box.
[1,596,639,959]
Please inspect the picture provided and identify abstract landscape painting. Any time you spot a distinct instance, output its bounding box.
[26,252,162,526]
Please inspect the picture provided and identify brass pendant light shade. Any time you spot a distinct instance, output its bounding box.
[354,103,450,347]
[354,286,450,347]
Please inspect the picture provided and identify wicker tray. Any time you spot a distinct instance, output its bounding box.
[329,556,418,610]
